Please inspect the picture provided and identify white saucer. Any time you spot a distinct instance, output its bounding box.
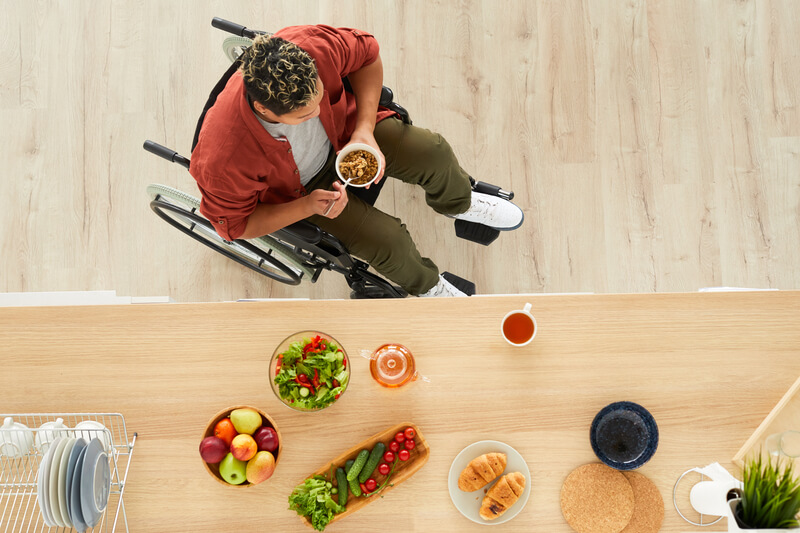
[447,440,532,525]
[70,445,89,532]
[80,438,110,528]
[47,437,69,528]
[37,436,61,527]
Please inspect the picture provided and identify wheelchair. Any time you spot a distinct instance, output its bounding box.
[144,18,515,299]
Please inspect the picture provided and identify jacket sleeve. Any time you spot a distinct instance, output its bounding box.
[196,178,259,241]
[287,25,380,78]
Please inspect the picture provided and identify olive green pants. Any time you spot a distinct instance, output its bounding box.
[305,117,472,295]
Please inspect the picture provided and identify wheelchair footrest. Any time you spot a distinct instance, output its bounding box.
[454,220,501,246]
[442,271,476,296]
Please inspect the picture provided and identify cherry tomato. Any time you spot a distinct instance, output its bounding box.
[359,482,367,494]
[389,441,401,453]
[383,451,395,463]
[404,439,416,450]
[398,449,410,461]
[365,478,377,492]
[378,463,390,475]
[394,432,406,443]
[404,427,416,439]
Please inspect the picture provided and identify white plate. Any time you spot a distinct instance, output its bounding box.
[57,438,77,527]
[37,436,60,527]
[57,438,77,528]
[70,445,89,533]
[447,440,532,525]
[80,438,110,528]
[47,437,69,528]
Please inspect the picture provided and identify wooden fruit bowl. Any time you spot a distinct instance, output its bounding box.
[297,422,429,528]
[201,405,282,488]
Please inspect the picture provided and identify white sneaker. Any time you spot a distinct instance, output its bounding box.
[451,192,524,230]
[419,275,468,298]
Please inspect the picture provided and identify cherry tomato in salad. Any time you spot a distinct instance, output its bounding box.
[365,478,377,492]
[389,441,401,453]
[398,449,410,461]
[394,432,406,443]
[383,451,395,463]
[404,439,416,450]
[378,463,390,475]
[404,427,416,439]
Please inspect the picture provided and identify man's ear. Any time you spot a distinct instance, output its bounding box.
[252,100,268,114]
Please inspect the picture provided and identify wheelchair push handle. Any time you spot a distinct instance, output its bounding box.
[211,17,258,39]
[143,140,190,170]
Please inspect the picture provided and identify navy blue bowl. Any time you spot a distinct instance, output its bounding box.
[590,401,658,470]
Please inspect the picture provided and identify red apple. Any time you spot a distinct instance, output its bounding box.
[199,436,228,464]
[253,426,279,453]
[230,433,257,462]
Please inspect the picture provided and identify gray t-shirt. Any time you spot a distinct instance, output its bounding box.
[255,114,332,186]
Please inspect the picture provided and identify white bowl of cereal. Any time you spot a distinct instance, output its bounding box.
[335,143,382,188]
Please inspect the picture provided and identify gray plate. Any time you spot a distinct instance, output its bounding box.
[70,445,89,532]
[80,438,110,528]
[65,438,88,524]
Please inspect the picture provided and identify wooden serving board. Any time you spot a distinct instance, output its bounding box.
[298,422,429,529]
[733,374,800,466]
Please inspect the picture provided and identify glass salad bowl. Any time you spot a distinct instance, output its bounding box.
[269,331,350,412]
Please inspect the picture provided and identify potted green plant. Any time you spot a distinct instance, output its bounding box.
[727,453,800,531]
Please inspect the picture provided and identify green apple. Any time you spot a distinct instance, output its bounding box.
[218,453,247,485]
[230,408,262,435]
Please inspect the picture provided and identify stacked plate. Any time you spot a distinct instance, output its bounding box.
[36,437,111,531]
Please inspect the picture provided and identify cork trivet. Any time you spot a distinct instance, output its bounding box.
[620,471,664,533]
[560,463,634,533]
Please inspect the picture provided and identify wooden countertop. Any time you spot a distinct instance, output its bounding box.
[3,292,800,532]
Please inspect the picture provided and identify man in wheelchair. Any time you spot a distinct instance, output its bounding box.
[190,25,523,297]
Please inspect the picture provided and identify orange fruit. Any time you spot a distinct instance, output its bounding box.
[214,418,237,447]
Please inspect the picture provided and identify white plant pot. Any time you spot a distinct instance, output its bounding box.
[727,499,800,532]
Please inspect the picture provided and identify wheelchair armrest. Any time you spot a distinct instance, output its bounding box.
[379,86,394,107]
[274,221,322,245]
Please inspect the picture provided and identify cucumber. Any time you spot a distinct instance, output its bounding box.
[335,467,348,507]
[344,459,354,474]
[346,449,370,482]
[358,442,386,483]
[348,475,362,497]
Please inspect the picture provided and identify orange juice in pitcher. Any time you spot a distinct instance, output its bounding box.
[369,344,417,387]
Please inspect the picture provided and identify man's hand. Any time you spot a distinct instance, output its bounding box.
[345,130,386,187]
[307,181,349,218]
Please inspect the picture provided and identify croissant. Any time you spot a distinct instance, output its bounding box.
[458,452,507,492]
[479,472,526,520]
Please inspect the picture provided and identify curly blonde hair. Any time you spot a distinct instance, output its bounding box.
[239,34,319,116]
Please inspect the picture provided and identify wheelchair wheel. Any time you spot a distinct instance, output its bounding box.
[147,184,313,285]
[222,36,254,62]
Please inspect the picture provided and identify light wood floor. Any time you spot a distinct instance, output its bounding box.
[2,1,798,301]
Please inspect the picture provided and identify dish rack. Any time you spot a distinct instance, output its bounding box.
[0,413,137,532]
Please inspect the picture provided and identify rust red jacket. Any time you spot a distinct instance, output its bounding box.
[190,25,395,240]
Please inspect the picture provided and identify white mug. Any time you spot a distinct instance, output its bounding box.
[0,417,34,457]
[501,303,537,347]
[35,417,68,453]
[74,420,110,451]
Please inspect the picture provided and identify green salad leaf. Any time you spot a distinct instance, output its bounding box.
[288,476,345,531]
[274,335,349,410]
